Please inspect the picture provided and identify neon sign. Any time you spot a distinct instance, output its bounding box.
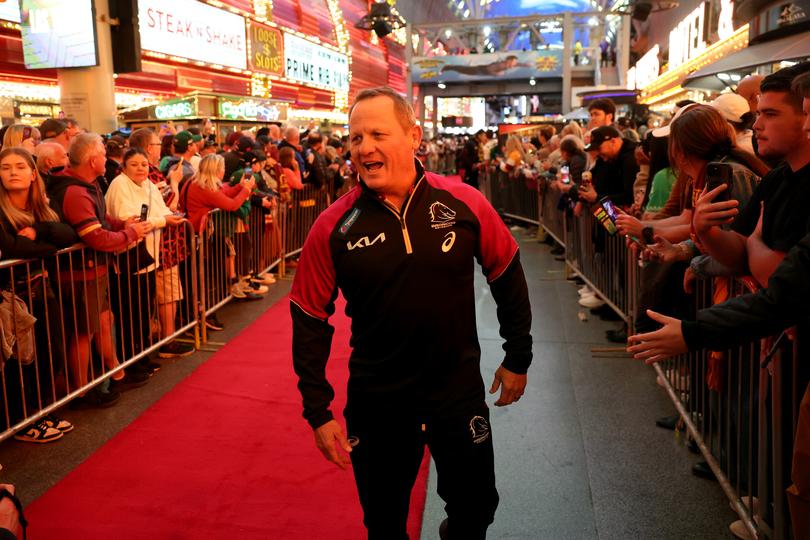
[155,99,195,119]
[218,98,285,122]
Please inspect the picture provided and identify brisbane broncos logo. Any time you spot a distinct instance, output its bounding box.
[429,201,456,229]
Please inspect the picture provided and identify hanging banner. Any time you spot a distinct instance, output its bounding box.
[138,0,247,70]
[247,21,284,76]
[411,50,563,82]
[283,33,349,91]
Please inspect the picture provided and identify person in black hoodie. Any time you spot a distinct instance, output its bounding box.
[0,147,77,443]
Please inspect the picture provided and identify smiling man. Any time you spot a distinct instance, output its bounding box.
[290,87,533,539]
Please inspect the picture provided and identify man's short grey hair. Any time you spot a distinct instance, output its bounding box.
[68,133,102,167]
[33,142,64,172]
[349,86,416,132]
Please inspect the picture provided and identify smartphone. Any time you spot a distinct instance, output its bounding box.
[139,204,149,222]
[705,162,733,202]
[599,197,620,223]
[560,165,570,184]
[243,167,253,179]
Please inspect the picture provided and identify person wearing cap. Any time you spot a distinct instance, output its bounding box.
[226,150,275,298]
[201,138,218,157]
[186,127,205,172]
[39,119,71,151]
[710,93,755,154]
[223,136,256,180]
[577,125,638,208]
[162,131,199,185]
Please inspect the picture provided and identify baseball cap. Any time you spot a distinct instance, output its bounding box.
[584,126,621,152]
[236,136,256,153]
[174,130,202,146]
[40,118,67,139]
[709,93,749,124]
[652,102,700,137]
[243,150,266,166]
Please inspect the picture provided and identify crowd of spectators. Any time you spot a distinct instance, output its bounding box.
[479,62,810,539]
[0,115,353,447]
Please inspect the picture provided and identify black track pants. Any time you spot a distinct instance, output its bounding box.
[346,407,499,540]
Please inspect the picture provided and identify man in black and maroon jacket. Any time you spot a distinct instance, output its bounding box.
[291,87,532,540]
[48,133,152,406]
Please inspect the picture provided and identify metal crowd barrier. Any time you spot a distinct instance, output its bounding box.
[197,184,329,343]
[481,165,802,539]
[482,167,540,226]
[0,221,199,443]
[0,182,333,443]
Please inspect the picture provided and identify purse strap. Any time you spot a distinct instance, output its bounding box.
[0,488,27,540]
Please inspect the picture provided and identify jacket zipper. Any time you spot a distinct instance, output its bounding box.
[379,175,424,255]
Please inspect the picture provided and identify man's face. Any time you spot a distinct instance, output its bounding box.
[147,135,161,165]
[50,145,68,170]
[589,109,612,129]
[753,91,806,160]
[349,96,421,193]
[88,141,106,176]
[597,137,622,161]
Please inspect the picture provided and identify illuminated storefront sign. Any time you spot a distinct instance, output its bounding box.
[668,3,708,70]
[633,45,660,89]
[137,0,247,70]
[247,21,284,76]
[17,102,58,116]
[0,0,20,23]
[218,97,287,122]
[155,99,195,119]
[283,33,349,91]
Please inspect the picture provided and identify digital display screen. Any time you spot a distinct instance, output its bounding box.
[20,0,98,69]
[0,0,21,23]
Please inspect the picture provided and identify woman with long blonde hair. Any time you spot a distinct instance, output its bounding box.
[0,147,77,443]
[1,125,41,153]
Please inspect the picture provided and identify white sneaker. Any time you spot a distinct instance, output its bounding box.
[241,279,268,295]
[728,515,763,540]
[230,282,247,299]
[254,273,276,285]
[578,294,605,309]
[578,286,593,297]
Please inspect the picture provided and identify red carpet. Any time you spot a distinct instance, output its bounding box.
[27,296,430,539]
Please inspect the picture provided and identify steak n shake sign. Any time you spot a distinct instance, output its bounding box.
[138,0,247,70]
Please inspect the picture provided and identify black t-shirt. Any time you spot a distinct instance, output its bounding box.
[732,161,810,252]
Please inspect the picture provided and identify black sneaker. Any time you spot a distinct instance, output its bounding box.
[237,290,263,301]
[655,414,680,431]
[109,369,149,391]
[206,315,225,331]
[14,420,63,443]
[70,388,120,409]
[158,341,195,359]
[606,327,628,344]
[439,518,449,540]
[550,245,565,256]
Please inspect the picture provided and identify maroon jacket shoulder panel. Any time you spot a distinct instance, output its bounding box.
[290,186,363,319]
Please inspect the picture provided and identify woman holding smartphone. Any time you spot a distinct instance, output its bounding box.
[106,148,186,371]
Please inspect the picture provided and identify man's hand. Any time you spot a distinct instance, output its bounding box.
[17,227,36,240]
[313,419,352,470]
[168,163,184,184]
[693,185,739,234]
[164,214,185,227]
[489,365,527,406]
[0,484,22,539]
[616,214,643,238]
[578,184,598,203]
[129,220,153,240]
[626,310,687,364]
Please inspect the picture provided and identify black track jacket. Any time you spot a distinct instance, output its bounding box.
[291,161,532,429]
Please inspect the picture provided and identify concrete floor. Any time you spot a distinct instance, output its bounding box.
[419,229,735,539]
[0,231,737,539]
